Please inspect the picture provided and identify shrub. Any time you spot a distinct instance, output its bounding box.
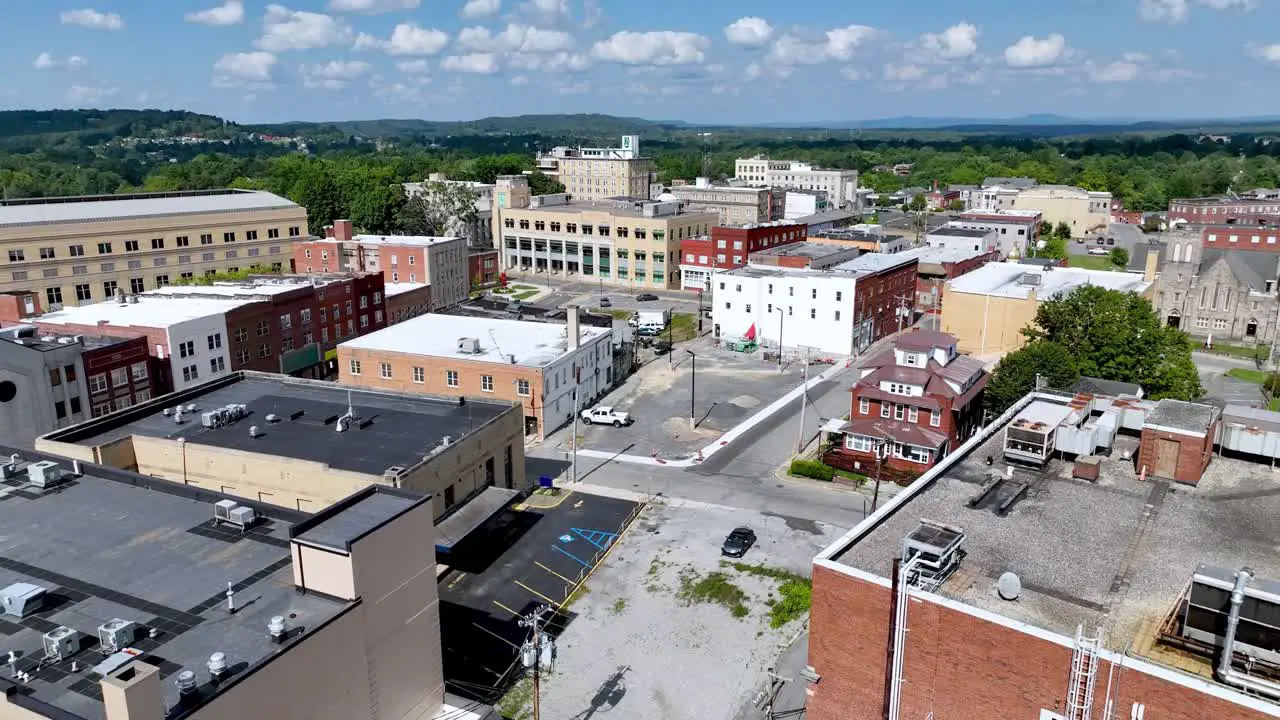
[789,458,835,481]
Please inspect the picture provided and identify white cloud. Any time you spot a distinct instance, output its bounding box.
[509,51,589,72]
[185,0,244,26]
[1139,0,1188,22]
[441,52,500,73]
[1004,33,1068,67]
[355,22,449,55]
[519,0,567,21]
[396,59,430,73]
[1199,0,1254,8]
[60,8,123,30]
[1252,44,1280,63]
[67,85,118,104]
[213,51,278,87]
[256,4,352,51]
[883,63,927,82]
[766,35,824,65]
[35,52,88,70]
[301,60,372,89]
[510,75,529,85]
[825,25,876,60]
[461,0,500,18]
[33,52,56,69]
[457,24,572,53]
[724,17,773,47]
[592,30,708,66]
[328,0,420,12]
[764,24,875,67]
[745,62,763,79]
[1090,59,1142,83]
[920,22,978,60]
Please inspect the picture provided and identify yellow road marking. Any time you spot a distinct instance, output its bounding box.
[492,600,521,617]
[535,561,575,585]
[447,572,468,589]
[515,579,560,606]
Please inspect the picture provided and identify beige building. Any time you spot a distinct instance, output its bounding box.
[338,309,613,439]
[940,261,1155,358]
[0,189,306,310]
[492,176,718,290]
[35,370,527,518]
[658,178,779,225]
[734,156,860,209]
[0,446,454,720]
[534,135,656,200]
[1011,185,1112,234]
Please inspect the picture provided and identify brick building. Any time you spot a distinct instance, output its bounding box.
[892,245,1000,314]
[468,244,500,287]
[746,242,861,271]
[823,330,987,478]
[924,183,961,210]
[807,390,1280,720]
[1168,192,1280,226]
[678,222,807,291]
[1138,399,1220,484]
[292,219,469,310]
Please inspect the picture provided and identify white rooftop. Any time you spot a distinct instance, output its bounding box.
[385,282,430,297]
[38,294,253,330]
[958,209,1042,220]
[833,252,918,274]
[311,234,464,247]
[0,189,298,228]
[146,281,316,299]
[896,245,994,265]
[947,262,1152,299]
[339,313,611,367]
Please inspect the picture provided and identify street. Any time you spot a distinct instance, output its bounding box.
[1194,350,1267,406]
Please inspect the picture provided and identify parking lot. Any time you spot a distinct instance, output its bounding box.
[438,490,644,702]
[565,338,808,459]
[535,499,842,720]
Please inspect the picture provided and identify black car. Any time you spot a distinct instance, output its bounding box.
[599,296,612,308]
[636,293,659,302]
[721,527,756,558]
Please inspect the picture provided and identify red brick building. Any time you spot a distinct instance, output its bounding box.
[824,330,987,477]
[925,182,960,210]
[1169,194,1280,226]
[1202,225,1280,251]
[808,391,1280,720]
[895,246,1000,314]
[468,245,500,287]
[1137,399,1220,485]
[679,221,807,290]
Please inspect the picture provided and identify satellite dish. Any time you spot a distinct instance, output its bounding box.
[997,572,1022,601]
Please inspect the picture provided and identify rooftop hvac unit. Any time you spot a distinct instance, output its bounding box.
[26,460,64,489]
[98,619,137,654]
[900,519,966,592]
[43,626,83,661]
[213,500,257,531]
[1,582,46,618]
[224,404,248,421]
[202,409,226,428]
[214,499,240,523]
[1180,564,1280,665]
[457,337,481,354]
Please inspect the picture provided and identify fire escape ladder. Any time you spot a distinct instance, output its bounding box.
[1066,624,1101,720]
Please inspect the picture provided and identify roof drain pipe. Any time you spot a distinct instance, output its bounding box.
[1216,567,1280,700]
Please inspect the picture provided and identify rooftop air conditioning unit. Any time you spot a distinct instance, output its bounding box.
[202,409,226,428]
[1,582,46,618]
[98,619,137,653]
[457,337,481,354]
[213,500,256,531]
[26,460,63,489]
[214,499,240,524]
[43,626,82,661]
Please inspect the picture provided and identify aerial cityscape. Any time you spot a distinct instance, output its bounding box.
[0,2,1279,720]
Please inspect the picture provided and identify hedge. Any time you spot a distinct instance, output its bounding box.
[789,459,834,482]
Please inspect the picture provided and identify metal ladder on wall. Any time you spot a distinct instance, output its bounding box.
[1066,624,1101,720]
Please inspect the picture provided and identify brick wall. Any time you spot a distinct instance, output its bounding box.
[1202,226,1280,252]
[808,564,1273,720]
[855,260,919,345]
[1137,422,1217,485]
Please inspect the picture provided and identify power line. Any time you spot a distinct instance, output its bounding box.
[754,667,791,720]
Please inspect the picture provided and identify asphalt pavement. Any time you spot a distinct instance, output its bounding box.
[1194,351,1267,407]
[734,632,809,720]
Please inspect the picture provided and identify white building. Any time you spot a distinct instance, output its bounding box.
[976,177,1039,211]
[735,155,860,209]
[925,223,1000,253]
[783,189,830,220]
[952,209,1044,258]
[402,174,495,248]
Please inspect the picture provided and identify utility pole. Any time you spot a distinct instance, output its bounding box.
[756,667,791,720]
[777,311,785,372]
[796,347,809,455]
[688,350,697,429]
[519,605,555,720]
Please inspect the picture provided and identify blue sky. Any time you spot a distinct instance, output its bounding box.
[3,0,1278,124]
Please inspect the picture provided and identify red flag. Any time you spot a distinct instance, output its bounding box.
[744,323,756,341]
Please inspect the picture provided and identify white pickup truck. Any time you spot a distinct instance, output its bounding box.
[581,407,633,427]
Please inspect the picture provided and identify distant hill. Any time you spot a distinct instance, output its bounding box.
[0,109,234,143]
[247,113,684,141]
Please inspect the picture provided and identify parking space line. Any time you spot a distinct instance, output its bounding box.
[515,579,561,606]
[492,600,521,617]
[535,560,577,585]
[551,543,591,567]
[471,622,520,650]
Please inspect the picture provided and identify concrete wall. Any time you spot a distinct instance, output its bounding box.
[0,340,86,448]
[711,271,860,356]
[940,289,1039,356]
[399,408,527,518]
[424,237,469,310]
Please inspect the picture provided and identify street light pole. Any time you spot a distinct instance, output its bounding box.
[688,350,697,429]
[777,311,784,372]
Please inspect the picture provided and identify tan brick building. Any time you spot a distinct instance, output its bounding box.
[1012,184,1112,234]
[533,134,656,200]
[0,189,305,308]
[338,308,614,439]
[36,371,527,518]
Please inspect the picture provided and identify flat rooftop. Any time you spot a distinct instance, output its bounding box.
[384,282,430,297]
[833,253,919,274]
[947,261,1151,299]
[145,280,317,300]
[0,189,298,229]
[0,446,363,719]
[750,242,852,260]
[38,294,255,330]
[827,397,1280,669]
[958,209,1042,221]
[896,245,994,266]
[340,312,611,368]
[0,327,135,353]
[48,372,514,477]
[519,200,718,220]
[929,226,993,239]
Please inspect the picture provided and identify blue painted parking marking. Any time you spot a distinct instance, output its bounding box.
[571,528,618,550]
[551,543,591,568]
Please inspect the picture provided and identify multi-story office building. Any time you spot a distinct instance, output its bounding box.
[1011,184,1112,235]
[734,155,860,209]
[658,178,781,225]
[292,219,469,309]
[402,173,495,248]
[0,189,303,308]
[954,209,1044,257]
[493,176,718,291]
[678,221,808,290]
[534,135,657,200]
[1168,189,1280,226]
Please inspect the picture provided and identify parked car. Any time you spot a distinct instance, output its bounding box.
[1106,237,1115,245]
[581,406,633,427]
[636,324,664,336]
[636,293,659,302]
[599,296,612,308]
[721,527,757,558]
[1088,247,1109,256]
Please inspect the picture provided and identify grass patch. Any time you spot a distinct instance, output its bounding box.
[611,597,626,615]
[668,312,698,342]
[1270,397,1280,411]
[677,568,749,618]
[726,563,813,628]
[1067,254,1119,271]
[1203,341,1271,361]
[603,309,633,320]
[1227,368,1270,384]
[510,290,539,301]
[834,469,868,486]
[496,676,533,720]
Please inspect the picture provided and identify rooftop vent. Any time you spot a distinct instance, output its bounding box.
[207,652,227,684]
[249,425,262,438]
[997,572,1022,601]
[26,460,63,489]
[1,582,46,618]
[1017,272,1042,287]
[268,616,287,644]
[457,337,481,354]
[98,619,137,653]
[265,413,280,423]
[504,353,517,364]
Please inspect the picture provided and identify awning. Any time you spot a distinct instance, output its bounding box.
[434,486,520,552]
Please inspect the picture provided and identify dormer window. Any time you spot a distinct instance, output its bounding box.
[903,352,921,367]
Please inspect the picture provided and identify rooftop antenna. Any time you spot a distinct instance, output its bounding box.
[488,329,506,359]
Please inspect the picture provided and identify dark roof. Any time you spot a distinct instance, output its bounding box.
[840,417,948,448]
[1070,376,1143,397]
[292,490,424,552]
[895,330,958,351]
[1126,241,1167,273]
[49,373,516,477]
[983,176,1038,189]
[929,227,991,239]
[936,355,986,385]
[1145,399,1219,433]
[1200,249,1280,292]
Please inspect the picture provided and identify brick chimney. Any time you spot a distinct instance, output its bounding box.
[325,225,336,238]
[334,219,354,241]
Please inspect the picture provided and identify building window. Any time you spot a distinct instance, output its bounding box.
[301,308,312,324]
[69,244,85,256]
[930,410,941,427]
[88,373,108,393]
[908,407,919,423]
[379,362,392,379]
[182,365,199,383]
[895,404,905,420]
[150,238,164,250]
[210,357,226,374]
[447,370,459,387]
[268,228,280,239]
[97,242,112,254]
[257,320,270,336]
[235,327,248,342]
[48,368,63,387]
[859,398,870,415]
[881,402,891,418]
[349,359,362,375]
[235,349,249,365]
[39,247,55,259]
[810,309,816,319]
[176,236,189,247]
[1213,318,1228,330]
[177,340,194,358]
[45,286,63,306]
[156,274,170,286]
[413,366,424,384]
[279,313,292,330]
[517,379,530,396]
[223,232,236,243]
[481,375,494,392]
[845,434,873,452]
[128,362,146,381]
[75,283,91,301]
[207,333,222,350]
[834,310,841,321]
[125,240,139,252]
[281,337,293,352]
[257,343,270,358]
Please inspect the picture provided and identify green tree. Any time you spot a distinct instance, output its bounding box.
[396,181,480,236]
[908,194,928,212]
[1141,216,1163,233]
[987,340,1080,414]
[947,199,965,212]
[1109,247,1130,267]
[526,170,564,195]
[348,181,404,235]
[1023,285,1202,400]
[1053,221,1072,241]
